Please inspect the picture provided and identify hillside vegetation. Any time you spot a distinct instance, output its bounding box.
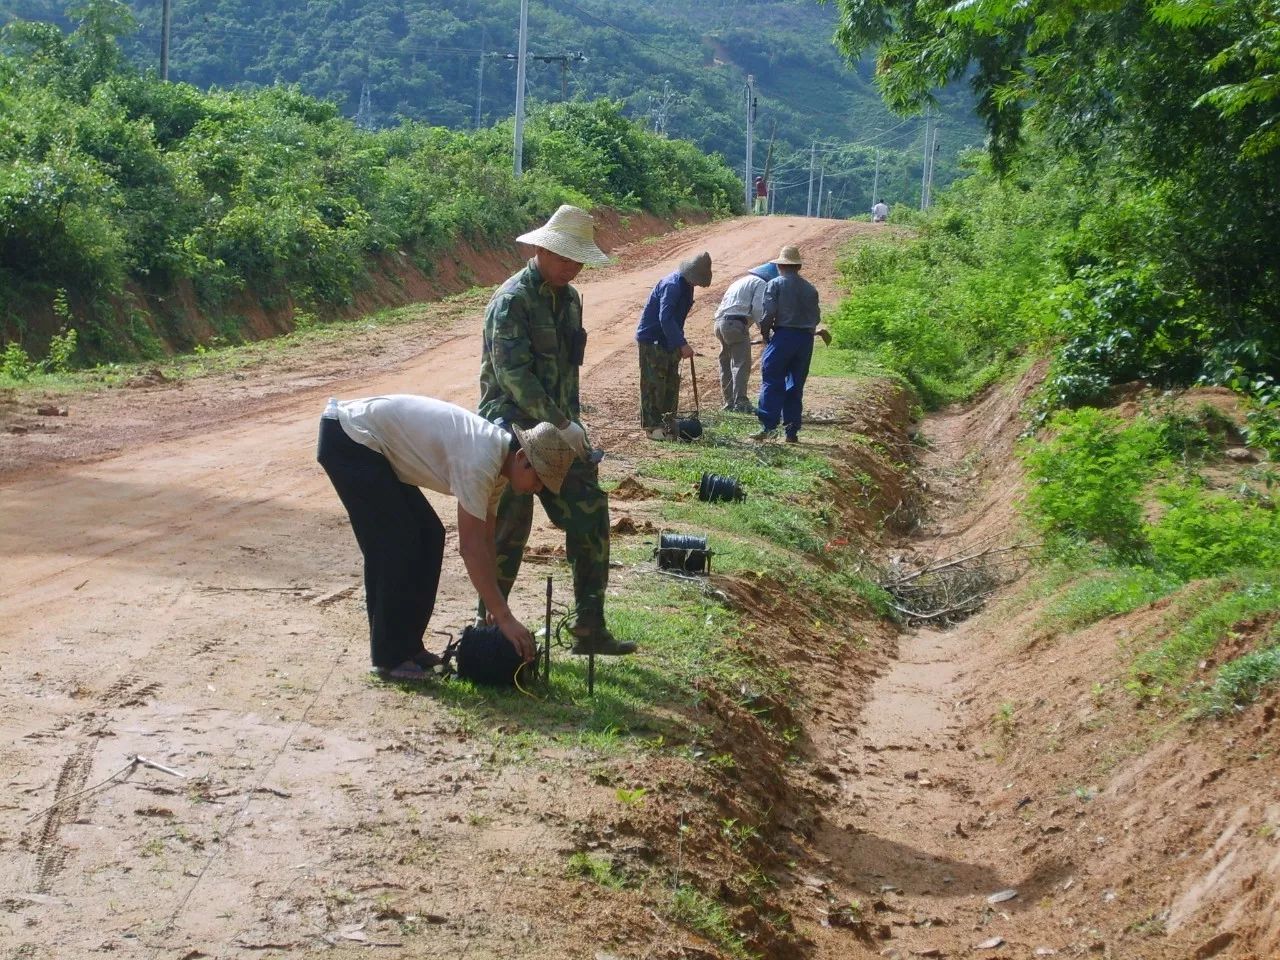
[0,2,740,366]
[825,0,1280,748]
[4,0,983,216]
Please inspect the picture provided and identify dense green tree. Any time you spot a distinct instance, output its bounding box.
[829,0,1280,398]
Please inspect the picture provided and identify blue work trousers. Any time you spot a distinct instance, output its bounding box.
[756,327,813,438]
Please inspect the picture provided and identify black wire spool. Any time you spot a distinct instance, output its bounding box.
[674,417,703,441]
[656,532,712,575]
[454,624,536,687]
[698,471,745,503]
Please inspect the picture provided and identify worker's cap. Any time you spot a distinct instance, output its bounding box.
[771,244,803,266]
[748,262,779,281]
[516,205,610,266]
[678,250,712,287]
[511,422,575,494]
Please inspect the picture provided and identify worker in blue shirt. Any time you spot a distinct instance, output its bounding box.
[751,245,822,443]
[634,251,712,439]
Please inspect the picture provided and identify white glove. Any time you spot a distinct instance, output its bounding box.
[558,421,589,458]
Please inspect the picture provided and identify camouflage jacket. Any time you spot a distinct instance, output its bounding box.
[478,259,583,429]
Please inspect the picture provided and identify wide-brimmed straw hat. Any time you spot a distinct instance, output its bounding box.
[511,422,575,494]
[772,244,803,266]
[516,205,610,266]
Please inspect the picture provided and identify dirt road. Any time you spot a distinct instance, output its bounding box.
[0,216,875,958]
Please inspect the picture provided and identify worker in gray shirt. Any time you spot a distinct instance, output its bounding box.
[750,245,821,443]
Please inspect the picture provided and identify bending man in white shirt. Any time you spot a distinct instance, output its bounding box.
[317,395,575,681]
[712,262,778,413]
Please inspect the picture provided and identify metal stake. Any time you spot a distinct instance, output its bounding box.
[543,574,553,684]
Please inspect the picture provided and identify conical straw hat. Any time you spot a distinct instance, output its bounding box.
[516,205,610,266]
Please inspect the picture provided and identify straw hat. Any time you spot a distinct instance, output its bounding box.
[516,205,610,266]
[511,422,576,494]
[772,245,803,266]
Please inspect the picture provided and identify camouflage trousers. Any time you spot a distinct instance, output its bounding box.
[480,457,611,625]
[638,340,682,429]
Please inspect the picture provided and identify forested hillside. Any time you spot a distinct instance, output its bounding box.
[0,2,746,366]
[3,0,983,216]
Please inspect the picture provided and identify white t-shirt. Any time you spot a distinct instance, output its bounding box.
[334,395,509,520]
[713,274,767,325]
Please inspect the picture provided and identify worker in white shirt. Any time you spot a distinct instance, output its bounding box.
[712,262,778,413]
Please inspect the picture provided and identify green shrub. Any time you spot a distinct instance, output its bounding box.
[43,327,78,372]
[1,340,35,380]
[1147,486,1280,579]
[1021,408,1162,561]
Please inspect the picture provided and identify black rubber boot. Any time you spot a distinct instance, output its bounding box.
[570,621,637,656]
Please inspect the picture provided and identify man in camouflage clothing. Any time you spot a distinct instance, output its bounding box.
[477,205,635,656]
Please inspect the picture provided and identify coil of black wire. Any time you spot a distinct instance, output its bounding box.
[698,472,746,503]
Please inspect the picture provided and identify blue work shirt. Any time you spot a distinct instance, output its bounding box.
[763,272,820,331]
[635,271,693,350]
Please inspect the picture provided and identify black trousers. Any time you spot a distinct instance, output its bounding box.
[317,417,445,669]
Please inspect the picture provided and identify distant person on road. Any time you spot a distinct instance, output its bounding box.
[751,245,822,444]
[635,251,712,438]
[478,205,635,656]
[318,395,573,680]
[753,175,768,215]
[872,200,889,223]
[713,262,777,413]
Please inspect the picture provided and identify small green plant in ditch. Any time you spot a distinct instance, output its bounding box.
[615,787,648,808]
[566,851,628,889]
[670,885,754,959]
[1194,644,1280,718]
[991,701,1017,738]
[718,817,760,851]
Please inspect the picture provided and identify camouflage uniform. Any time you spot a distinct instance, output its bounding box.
[637,341,681,429]
[478,260,610,624]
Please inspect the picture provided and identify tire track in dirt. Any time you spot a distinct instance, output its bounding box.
[32,742,95,894]
[28,674,164,895]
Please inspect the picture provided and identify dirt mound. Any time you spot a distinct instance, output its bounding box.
[611,476,662,501]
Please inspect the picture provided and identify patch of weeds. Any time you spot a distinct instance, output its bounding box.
[1129,574,1280,701]
[991,701,1017,739]
[1193,643,1280,718]
[640,441,832,498]
[718,817,760,852]
[1035,566,1181,636]
[1126,911,1169,936]
[566,851,628,889]
[662,499,827,555]
[670,885,755,959]
[423,577,763,760]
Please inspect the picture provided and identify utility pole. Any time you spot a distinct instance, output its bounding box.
[827,189,833,218]
[160,0,172,81]
[924,122,940,209]
[920,111,931,210]
[872,148,880,206]
[744,74,755,213]
[806,141,816,217]
[475,28,487,128]
[513,0,529,178]
[817,162,825,218]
